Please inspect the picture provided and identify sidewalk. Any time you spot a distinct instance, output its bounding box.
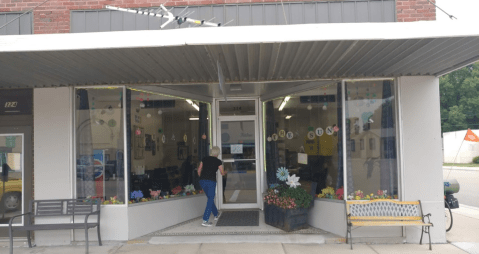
[0,241,467,254]
[447,205,479,254]
[2,206,479,254]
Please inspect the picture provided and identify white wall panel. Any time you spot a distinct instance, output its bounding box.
[398,76,446,243]
[33,87,73,246]
[73,206,129,241]
[128,196,207,239]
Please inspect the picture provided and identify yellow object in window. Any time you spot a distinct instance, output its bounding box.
[303,134,334,156]
[319,134,334,156]
[304,136,319,155]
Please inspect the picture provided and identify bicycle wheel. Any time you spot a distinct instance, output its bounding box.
[445,201,453,232]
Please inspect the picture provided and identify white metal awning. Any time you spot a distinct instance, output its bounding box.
[0,21,478,88]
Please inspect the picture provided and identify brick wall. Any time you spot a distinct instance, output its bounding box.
[397,0,436,22]
[0,0,436,34]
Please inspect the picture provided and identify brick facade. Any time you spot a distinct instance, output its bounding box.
[0,0,436,34]
[396,0,436,22]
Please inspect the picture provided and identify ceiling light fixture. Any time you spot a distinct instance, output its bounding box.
[189,117,199,121]
[285,115,292,119]
[278,96,291,111]
[186,99,200,111]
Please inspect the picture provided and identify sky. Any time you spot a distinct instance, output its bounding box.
[435,0,479,22]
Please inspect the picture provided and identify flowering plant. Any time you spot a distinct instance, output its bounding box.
[276,167,289,181]
[130,190,143,200]
[102,196,124,205]
[355,190,364,199]
[150,189,161,200]
[318,187,397,201]
[346,189,395,200]
[264,188,297,209]
[184,184,195,193]
[286,174,301,188]
[171,186,182,195]
[317,186,344,200]
[264,167,312,209]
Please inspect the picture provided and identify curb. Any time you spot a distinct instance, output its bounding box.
[457,204,479,211]
[443,167,479,171]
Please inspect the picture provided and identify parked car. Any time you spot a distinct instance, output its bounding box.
[0,178,22,212]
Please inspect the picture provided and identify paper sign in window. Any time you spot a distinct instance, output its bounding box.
[298,153,308,165]
[231,144,243,154]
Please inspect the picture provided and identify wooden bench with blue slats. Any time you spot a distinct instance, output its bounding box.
[345,200,433,250]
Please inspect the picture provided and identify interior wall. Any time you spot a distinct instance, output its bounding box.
[398,76,446,243]
[131,100,163,173]
[33,87,73,246]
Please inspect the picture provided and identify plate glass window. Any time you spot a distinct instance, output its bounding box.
[0,134,23,225]
[75,88,125,204]
[345,80,398,200]
[264,83,341,197]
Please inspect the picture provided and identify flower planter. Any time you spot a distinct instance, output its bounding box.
[264,202,309,232]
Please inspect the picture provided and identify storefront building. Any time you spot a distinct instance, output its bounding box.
[0,0,474,247]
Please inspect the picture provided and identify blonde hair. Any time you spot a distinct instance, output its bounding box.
[210,146,220,157]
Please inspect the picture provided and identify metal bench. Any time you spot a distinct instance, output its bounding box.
[345,200,433,250]
[8,199,102,254]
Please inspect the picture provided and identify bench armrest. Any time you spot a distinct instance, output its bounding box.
[346,213,352,223]
[84,210,100,225]
[422,213,433,226]
[9,212,32,227]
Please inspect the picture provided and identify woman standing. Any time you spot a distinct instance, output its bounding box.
[197,146,226,226]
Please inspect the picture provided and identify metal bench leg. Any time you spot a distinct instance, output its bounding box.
[27,230,32,248]
[428,226,432,250]
[9,227,13,254]
[349,225,353,250]
[420,226,424,245]
[97,225,102,246]
[85,226,89,254]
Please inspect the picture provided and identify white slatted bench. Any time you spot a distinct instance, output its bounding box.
[8,199,102,254]
[345,200,433,250]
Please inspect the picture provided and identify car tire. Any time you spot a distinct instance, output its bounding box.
[2,192,21,212]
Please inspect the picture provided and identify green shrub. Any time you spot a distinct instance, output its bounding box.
[278,185,313,209]
[473,156,479,164]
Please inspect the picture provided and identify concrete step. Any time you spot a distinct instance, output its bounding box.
[149,234,327,244]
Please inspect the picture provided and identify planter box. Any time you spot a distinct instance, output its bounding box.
[264,202,309,232]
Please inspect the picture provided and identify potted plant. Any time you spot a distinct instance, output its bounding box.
[263,167,313,232]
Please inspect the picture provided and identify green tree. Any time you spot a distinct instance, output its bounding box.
[440,62,479,134]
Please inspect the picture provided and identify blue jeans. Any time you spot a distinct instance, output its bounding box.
[199,180,218,221]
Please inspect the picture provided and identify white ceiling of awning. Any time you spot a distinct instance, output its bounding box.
[0,21,478,89]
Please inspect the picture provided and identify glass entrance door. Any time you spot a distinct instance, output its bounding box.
[216,99,261,209]
[218,119,260,209]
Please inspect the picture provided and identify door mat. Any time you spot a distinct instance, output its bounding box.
[215,211,259,226]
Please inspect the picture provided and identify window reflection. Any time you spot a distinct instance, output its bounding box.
[75,88,125,204]
[0,134,23,224]
[345,80,398,200]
